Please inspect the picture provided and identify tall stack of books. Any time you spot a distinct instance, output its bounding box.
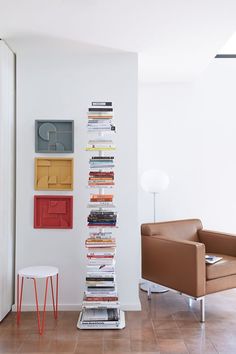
[89,157,115,169]
[88,171,114,188]
[87,194,115,208]
[86,139,115,151]
[87,211,117,227]
[78,101,125,329]
[87,106,115,132]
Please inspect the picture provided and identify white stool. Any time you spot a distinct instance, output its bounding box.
[17,266,59,335]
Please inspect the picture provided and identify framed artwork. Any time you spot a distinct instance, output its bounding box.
[35,120,74,153]
[34,196,73,229]
[34,157,73,191]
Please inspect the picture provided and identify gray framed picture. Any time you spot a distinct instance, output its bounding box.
[35,120,74,153]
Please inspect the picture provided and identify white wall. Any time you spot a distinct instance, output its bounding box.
[0,40,15,320]
[9,37,140,310]
[139,59,236,233]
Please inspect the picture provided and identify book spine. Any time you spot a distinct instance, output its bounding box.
[92,102,112,106]
[89,108,113,112]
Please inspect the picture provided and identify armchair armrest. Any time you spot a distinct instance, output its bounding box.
[142,235,206,297]
[198,229,236,257]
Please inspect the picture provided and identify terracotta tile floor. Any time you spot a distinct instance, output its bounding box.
[1,289,236,353]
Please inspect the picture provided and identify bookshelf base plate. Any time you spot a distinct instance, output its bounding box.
[77,310,125,330]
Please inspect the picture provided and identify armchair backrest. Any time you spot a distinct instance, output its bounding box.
[141,219,203,242]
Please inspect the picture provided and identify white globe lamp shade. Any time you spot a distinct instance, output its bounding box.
[141,169,169,194]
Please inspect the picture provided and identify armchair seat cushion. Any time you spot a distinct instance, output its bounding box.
[206,254,236,280]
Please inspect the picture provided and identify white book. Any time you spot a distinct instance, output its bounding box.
[79,322,120,329]
[86,245,116,249]
[86,272,115,277]
[82,302,120,309]
[88,139,113,143]
[205,255,223,264]
[89,232,112,237]
[82,309,109,321]
[87,259,115,265]
[87,203,115,208]
[86,289,117,294]
[86,282,116,287]
[87,249,115,254]
[86,266,115,273]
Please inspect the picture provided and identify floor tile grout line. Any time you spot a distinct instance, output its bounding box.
[210,337,220,354]
[151,317,159,345]
[102,331,105,354]
[151,309,191,354]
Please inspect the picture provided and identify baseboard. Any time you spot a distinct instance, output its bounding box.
[12,301,141,312]
[12,304,82,312]
[121,302,141,311]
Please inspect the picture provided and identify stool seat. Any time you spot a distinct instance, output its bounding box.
[18,266,58,279]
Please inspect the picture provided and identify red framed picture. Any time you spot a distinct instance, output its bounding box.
[34,196,73,229]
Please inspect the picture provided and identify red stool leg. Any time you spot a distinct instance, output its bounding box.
[50,276,56,319]
[17,276,24,325]
[56,273,58,319]
[33,278,41,335]
[41,277,49,335]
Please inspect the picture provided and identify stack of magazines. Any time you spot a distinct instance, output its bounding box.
[80,309,120,328]
[89,156,114,169]
[87,210,117,227]
[86,139,115,151]
[85,233,116,248]
[88,171,114,188]
[88,194,115,208]
[87,106,115,133]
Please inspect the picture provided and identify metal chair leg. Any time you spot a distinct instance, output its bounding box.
[147,284,151,300]
[200,297,205,322]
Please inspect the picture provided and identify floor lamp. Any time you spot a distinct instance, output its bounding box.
[140,169,170,294]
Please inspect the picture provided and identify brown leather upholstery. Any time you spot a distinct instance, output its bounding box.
[206,254,236,280]
[199,230,236,257]
[141,219,202,241]
[142,235,205,297]
[141,219,236,298]
[206,274,236,294]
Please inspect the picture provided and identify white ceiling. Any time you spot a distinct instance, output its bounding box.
[0,0,236,82]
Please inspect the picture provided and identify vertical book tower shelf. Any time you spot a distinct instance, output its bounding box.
[77,102,125,329]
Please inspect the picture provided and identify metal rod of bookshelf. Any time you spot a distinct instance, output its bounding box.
[77,101,125,330]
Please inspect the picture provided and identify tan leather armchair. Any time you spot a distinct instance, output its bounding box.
[141,219,236,322]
